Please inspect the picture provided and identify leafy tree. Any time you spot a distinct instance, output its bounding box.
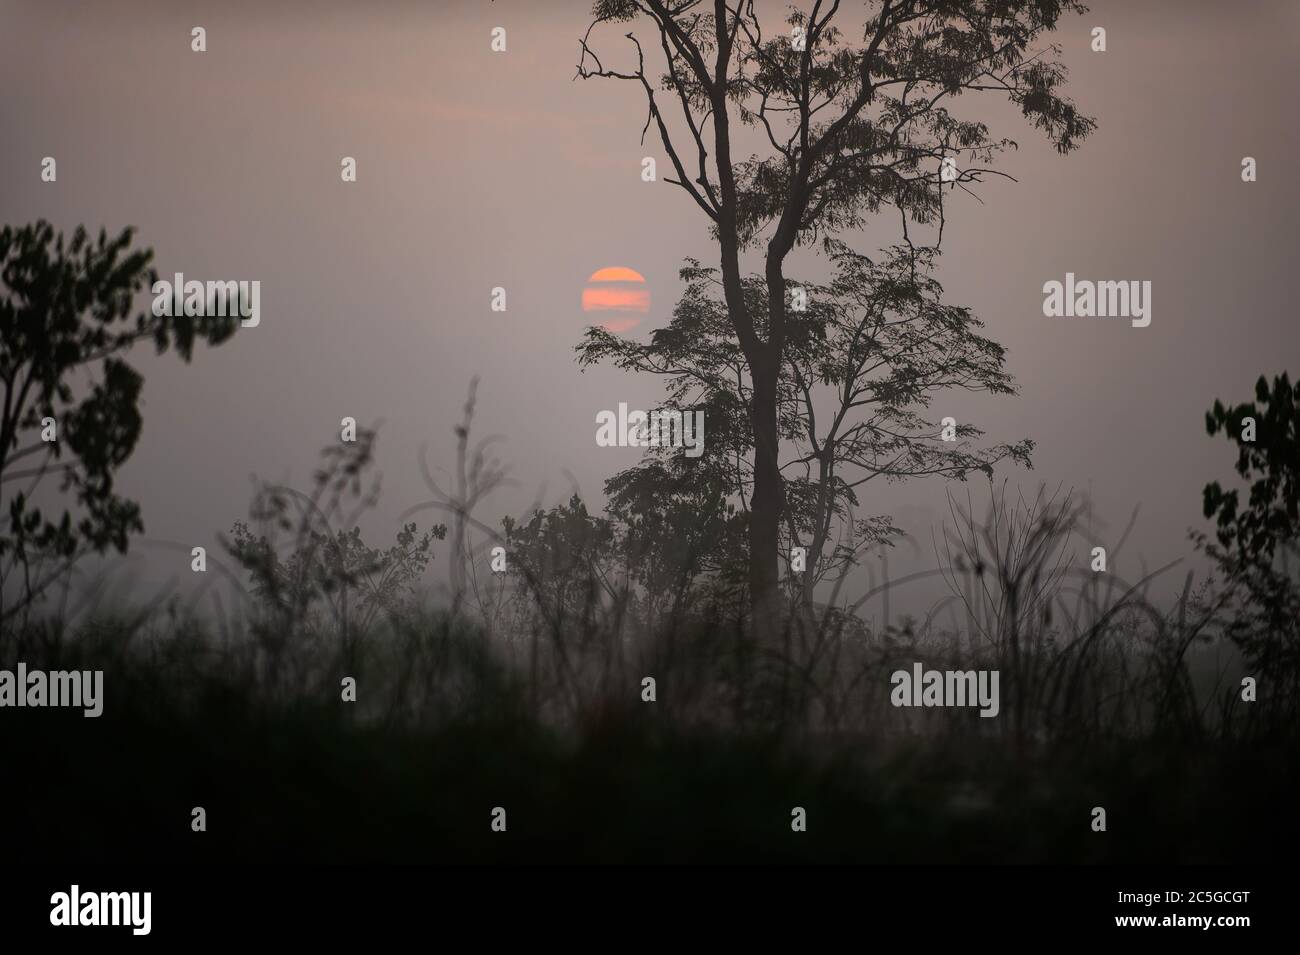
[580,240,1031,612]
[577,0,1094,639]
[0,221,237,627]
[605,453,748,621]
[1200,373,1300,708]
[502,495,619,632]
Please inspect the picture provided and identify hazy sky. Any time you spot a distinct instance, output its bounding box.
[3,0,1298,619]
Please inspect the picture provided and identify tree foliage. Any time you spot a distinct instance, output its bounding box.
[227,426,445,647]
[579,239,1032,604]
[0,221,237,626]
[577,0,1094,631]
[1200,373,1300,702]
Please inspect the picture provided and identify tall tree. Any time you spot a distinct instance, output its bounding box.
[578,0,1094,639]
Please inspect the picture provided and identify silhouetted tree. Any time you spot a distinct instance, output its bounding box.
[580,240,1032,614]
[1200,373,1300,711]
[577,0,1094,640]
[502,495,619,631]
[0,221,238,628]
[605,453,747,621]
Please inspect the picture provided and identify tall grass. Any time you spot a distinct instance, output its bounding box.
[1,415,1292,863]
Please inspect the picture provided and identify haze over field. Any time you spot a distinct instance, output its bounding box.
[3,0,1298,617]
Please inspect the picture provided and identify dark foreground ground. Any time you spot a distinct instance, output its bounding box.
[7,653,1298,865]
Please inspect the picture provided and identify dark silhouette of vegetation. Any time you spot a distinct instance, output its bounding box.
[225,425,445,689]
[0,221,238,629]
[579,241,1033,622]
[577,0,1096,642]
[4,366,1299,863]
[1199,373,1300,721]
[1,172,1296,864]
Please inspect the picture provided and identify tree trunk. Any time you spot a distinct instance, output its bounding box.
[745,245,797,646]
[748,351,783,644]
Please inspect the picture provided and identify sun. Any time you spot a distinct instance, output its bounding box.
[582,266,649,333]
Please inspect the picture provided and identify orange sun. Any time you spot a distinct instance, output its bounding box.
[582,266,649,333]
